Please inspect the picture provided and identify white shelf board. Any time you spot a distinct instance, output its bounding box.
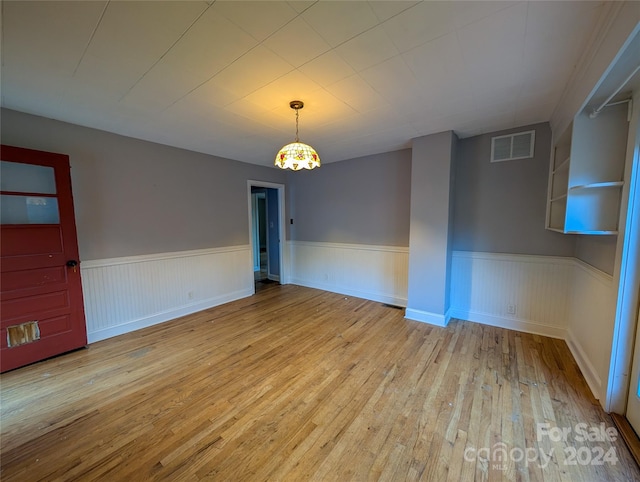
[550,193,568,202]
[570,181,624,191]
[565,230,618,235]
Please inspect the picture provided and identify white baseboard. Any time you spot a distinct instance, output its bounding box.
[404,308,450,327]
[288,241,408,307]
[565,328,603,401]
[87,288,253,343]
[449,309,566,339]
[81,245,253,343]
[290,278,406,307]
[450,251,572,333]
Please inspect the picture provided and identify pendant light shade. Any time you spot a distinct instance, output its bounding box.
[275,101,320,170]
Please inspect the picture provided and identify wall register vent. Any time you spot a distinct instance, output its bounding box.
[491,130,535,162]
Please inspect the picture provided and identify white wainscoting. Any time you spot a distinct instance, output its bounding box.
[448,251,614,403]
[288,241,409,306]
[565,260,615,403]
[449,251,574,339]
[80,241,614,405]
[80,245,253,343]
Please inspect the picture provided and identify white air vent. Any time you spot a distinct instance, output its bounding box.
[490,130,535,162]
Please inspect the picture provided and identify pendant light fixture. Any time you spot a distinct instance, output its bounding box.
[275,100,321,170]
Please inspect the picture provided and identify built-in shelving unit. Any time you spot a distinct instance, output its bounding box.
[546,101,629,235]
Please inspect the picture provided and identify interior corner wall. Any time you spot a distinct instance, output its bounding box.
[0,108,286,261]
[452,122,575,257]
[574,235,617,275]
[448,122,578,341]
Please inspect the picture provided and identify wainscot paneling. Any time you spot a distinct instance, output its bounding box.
[449,251,574,339]
[81,242,615,406]
[565,259,615,403]
[80,246,253,343]
[288,241,409,307]
[449,251,615,404]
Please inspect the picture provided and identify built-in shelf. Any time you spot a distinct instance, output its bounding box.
[546,101,629,235]
[570,181,624,191]
[565,230,619,235]
[552,157,571,174]
[550,194,568,202]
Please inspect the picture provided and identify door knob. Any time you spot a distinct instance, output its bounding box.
[66,260,78,268]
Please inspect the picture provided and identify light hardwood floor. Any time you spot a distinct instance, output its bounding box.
[1,284,639,481]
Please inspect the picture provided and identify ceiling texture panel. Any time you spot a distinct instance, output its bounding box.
[122,8,260,112]
[334,25,400,73]
[298,50,357,88]
[382,1,456,53]
[262,16,332,68]
[1,0,607,166]
[301,1,380,48]
[213,0,298,42]
[1,1,108,115]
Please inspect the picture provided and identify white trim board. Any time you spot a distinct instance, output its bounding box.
[566,327,604,402]
[290,277,406,308]
[81,245,250,268]
[291,240,409,254]
[449,309,567,339]
[405,308,450,327]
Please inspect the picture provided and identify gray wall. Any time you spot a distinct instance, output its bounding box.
[287,149,411,246]
[452,122,575,257]
[3,108,615,273]
[1,108,286,261]
[574,235,617,274]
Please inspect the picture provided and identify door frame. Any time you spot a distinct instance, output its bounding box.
[251,191,265,272]
[625,295,640,430]
[606,91,640,414]
[247,180,287,289]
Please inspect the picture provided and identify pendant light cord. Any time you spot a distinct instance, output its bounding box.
[295,108,300,142]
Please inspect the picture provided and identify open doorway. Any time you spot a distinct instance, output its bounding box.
[248,181,285,293]
[251,190,267,281]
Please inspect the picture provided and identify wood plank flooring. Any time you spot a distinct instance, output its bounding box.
[1,284,639,481]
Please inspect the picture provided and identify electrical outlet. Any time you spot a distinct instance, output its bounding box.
[507,304,516,315]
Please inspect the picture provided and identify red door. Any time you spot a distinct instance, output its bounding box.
[1,145,87,372]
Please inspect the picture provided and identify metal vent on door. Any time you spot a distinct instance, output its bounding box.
[490,130,535,162]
